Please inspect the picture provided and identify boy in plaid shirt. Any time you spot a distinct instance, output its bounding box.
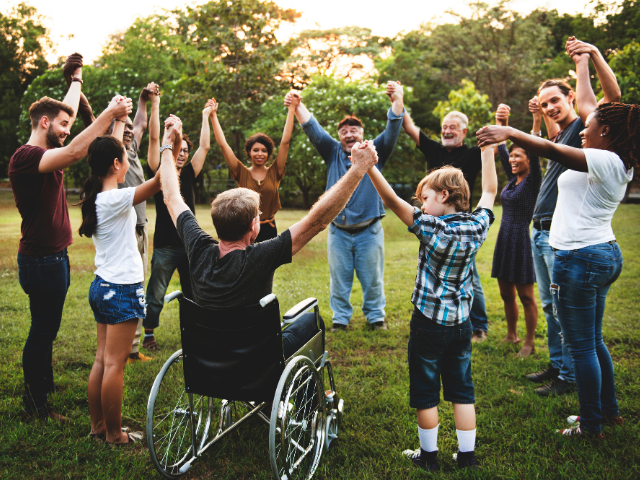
[368,136,498,471]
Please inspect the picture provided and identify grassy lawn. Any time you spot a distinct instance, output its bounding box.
[0,190,639,479]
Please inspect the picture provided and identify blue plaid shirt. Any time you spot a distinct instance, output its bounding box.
[301,108,404,225]
[409,206,495,326]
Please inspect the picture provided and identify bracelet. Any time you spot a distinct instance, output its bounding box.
[71,77,83,84]
[115,119,126,123]
[159,143,173,154]
[531,130,542,137]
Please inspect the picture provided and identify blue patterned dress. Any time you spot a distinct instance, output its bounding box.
[491,143,542,284]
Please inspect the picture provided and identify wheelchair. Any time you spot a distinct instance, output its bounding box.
[146,291,344,480]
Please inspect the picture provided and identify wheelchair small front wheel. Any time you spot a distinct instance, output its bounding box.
[146,350,213,479]
[269,355,326,480]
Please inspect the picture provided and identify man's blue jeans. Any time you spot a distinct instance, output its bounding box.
[531,228,575,383]
[469,258,488,333]
[145,245,193,330]
[17,248,70,416]
[327,221,385,326]
[551,242,622,434]
[282,312,325,359]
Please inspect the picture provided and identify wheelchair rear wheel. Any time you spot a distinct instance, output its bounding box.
[269,356,326,480]
[147,350,214,479]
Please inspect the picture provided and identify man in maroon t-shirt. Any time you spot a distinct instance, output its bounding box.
[9,56,132,421]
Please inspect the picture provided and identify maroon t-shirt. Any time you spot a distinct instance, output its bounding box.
[9,145,73,256]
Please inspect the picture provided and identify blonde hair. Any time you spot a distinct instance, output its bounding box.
[415,166,470,212]
[210,188,260,241]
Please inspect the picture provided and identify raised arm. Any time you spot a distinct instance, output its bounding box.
[133,167,162,206]
[477,125,587,172]
[38,97,133,174]
[285,90,311,124]
[61,53,82,122]
[368,165,415,226]
[401,110,421,145]
[372,81,405,167]
[289,141,378,255]
[273,93,299,178]
[147,86,161,173]
[133,83,156,146]
[159,116,190,226]
[475,141,499,211]
[210,99,241,173]
[190,99,215,177]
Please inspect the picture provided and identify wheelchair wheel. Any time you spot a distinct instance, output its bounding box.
[147,350,214,479]
[323,361,343,451]
[269,356,326,480]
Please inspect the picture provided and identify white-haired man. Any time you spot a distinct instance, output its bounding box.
[401,107,489,343]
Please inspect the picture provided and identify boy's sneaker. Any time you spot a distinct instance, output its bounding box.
[453,451,478,470]
[556,425,603,439]
[402,448,438,472]
[526,364,559,383]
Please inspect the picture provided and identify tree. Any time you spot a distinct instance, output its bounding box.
[0,2,50,175]
[610,42,640,104]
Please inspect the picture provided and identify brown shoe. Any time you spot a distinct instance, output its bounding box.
[472,330,487,343]
[142,337,160,351]
[370,321,388,331]
[330,323,348,333]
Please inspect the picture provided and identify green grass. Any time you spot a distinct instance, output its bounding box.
[0,190,639,479]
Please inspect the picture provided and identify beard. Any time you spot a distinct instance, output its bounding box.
[46,125,65,149]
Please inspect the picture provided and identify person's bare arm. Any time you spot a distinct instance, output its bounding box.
[133,83,155,146]
[477,125,587,172]
[274,94,298,177]
[572,53,598,124]
[133,170,161,206]
[289,141,378,255]
[61,67,82,122]
[38,97,133,173]
[368,166,414,226]
[386,80,405,116]
[475,143,499,211]
[210,99,241,173]
[284,90,311,124]
[111,119,125,142]
[566,38,621,105]
[401,111,421,145]
[147,88,161,173]
[190,99,214,177]
[160,116,190,226]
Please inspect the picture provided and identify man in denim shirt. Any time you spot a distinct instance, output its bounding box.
[285,82,405,331]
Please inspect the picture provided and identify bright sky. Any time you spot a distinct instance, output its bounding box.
[9,0,596,64]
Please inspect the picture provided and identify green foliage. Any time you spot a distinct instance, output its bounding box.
[248,75,420,207]
[611,42,640,104]
[432,80,493,145]
[0,2,50,175]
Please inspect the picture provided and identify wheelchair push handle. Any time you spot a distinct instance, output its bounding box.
[164,290,184,304]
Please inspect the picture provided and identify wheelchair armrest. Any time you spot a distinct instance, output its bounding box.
[164,290,183,304]
[283,297,318,324]
[260,293,277,307]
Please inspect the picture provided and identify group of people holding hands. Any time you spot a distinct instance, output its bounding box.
[8,34,638,471]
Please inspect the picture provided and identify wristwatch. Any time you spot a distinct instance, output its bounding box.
[159,144,173,154]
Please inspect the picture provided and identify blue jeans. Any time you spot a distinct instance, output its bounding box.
[17,248,70,416]
[327,221,385,325]
[282,312,325,359]
[551,242,622,434]
[89,276,146,325]
[469,258,488,332]
[531,228,575,383]
[144,245,193,330]
[408,308,475,409]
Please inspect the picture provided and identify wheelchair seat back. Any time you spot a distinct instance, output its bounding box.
[179,297,285,402]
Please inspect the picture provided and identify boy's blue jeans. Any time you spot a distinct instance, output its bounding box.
[408,308,475,409]
[551,241,622,434]
[17,249,70,416]
[531,228,575,383]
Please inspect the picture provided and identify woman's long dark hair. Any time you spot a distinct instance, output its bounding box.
[75,135,125,237]
[595,103,640,181]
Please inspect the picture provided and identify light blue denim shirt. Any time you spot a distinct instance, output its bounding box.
[301,108,405,225]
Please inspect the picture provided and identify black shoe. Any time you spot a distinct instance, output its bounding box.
[455,450,478,470]
[402,448,438,472]
[526,364,559,383]
[370,321,388,331]
[330,323,348,333]
[535,378,576,397]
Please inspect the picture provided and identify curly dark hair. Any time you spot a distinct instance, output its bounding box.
[244,133,275,160]
[594,102,640,181]
[182,133,194,153]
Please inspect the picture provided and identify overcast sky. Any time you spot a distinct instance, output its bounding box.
[10,0,595,63]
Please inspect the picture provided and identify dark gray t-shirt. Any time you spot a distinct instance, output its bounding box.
[176,210,292,308]
[533,117,584,221]
[118,138,147,226]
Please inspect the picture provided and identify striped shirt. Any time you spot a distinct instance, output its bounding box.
[409,206,495,326]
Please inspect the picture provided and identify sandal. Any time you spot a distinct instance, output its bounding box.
[108,431,144,446]
[89,427,129,441]
[142,337,160,351]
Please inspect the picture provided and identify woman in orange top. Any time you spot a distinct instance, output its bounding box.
[210,94,299,242]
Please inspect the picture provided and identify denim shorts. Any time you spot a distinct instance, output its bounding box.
[408,307,475,409]
[89,276,146,325]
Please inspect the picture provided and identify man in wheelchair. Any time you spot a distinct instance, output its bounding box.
[158,115,380,355]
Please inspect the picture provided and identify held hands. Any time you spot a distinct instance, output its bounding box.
[203,98,216,117]
[349,140,378,170]
[163,115,183,157]
[62,53,83,87]
[476,125,509,149]
[495,103,510,127]
[284,90,302,108]
[386,81,403,103]
[565,36,594,64]
[141,82,161,103]
[529,96,543,120]
[107,95,133,119]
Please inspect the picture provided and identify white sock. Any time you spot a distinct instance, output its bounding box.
[456,428,476,453]
[418,424,439,453]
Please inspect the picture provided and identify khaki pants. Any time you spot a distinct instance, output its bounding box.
[130,225,148,354]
